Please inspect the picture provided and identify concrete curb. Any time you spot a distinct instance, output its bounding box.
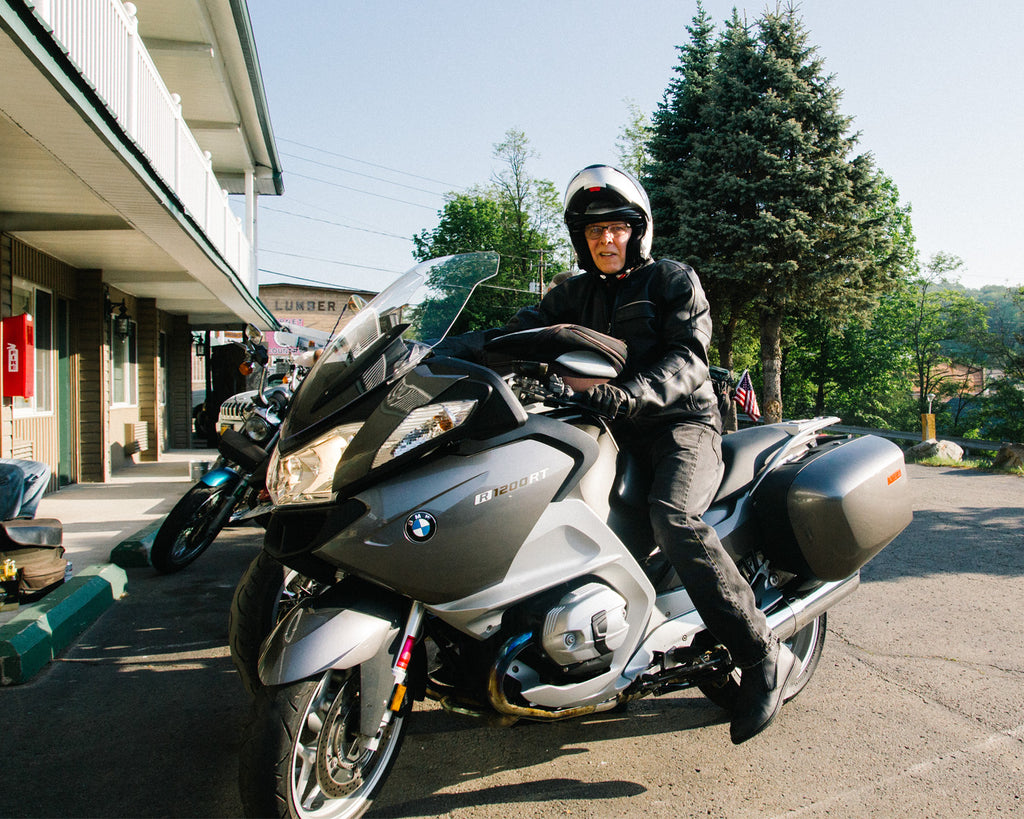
[109,519,159,568]
[0,563,128,685]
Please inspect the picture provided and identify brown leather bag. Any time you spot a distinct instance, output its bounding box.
[0,546,67,598]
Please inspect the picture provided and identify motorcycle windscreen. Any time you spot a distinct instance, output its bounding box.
[280,253,500,451]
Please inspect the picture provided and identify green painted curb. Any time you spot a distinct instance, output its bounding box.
[45,565,127,652]
[0,563,127,685]
[0,620,51,686]
[109,519,162,568]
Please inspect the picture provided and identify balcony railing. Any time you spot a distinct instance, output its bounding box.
[26,0,253,289]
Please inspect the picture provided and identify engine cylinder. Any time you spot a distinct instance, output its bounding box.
[541,582,629,667]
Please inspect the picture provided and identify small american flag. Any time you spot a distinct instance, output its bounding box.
[734,369,761,422]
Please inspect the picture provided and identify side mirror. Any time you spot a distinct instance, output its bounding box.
[346,294,368,314]
[244,323,264,345]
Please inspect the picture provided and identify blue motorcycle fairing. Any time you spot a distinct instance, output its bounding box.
[200,466,241,488]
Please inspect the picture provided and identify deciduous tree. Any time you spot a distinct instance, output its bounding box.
[413,130,566,331]
[616,99,652,180]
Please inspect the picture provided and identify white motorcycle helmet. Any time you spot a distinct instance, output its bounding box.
[563,165,654,275]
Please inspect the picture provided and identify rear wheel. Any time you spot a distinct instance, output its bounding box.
[698,612,827,711]
[150,481,235,573]
[239,668,408,818]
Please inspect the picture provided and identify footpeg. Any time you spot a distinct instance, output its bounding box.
[668,643,731,670]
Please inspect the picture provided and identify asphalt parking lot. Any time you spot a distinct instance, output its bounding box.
[0,463,1021,818]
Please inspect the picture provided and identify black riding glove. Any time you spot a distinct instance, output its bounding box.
[579,383,638,419]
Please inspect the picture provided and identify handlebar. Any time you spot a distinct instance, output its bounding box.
[509,369,623,421]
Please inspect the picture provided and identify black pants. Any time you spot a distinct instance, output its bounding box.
[625,422,772,669]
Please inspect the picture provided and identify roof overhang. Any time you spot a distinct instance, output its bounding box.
[130,0,284,196]
[0,0,282,330]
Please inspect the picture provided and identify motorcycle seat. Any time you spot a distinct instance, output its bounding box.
[715,425,793,502]
[611,424,793,509]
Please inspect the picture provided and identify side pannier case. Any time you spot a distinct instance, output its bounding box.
[753,434,912,581]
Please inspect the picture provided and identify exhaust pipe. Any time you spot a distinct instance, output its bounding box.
[766,572,860,642]
[488,573,862,720]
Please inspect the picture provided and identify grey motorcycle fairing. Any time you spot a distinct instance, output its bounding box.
[429,496,659,708]
[258,603,401,687]
[313,438,578,603]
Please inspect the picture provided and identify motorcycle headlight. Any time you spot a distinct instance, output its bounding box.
[268,423,361,507]
[371,400,477,468]
[243,412,271,441]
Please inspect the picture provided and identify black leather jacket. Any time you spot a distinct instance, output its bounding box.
[506,259,721,432]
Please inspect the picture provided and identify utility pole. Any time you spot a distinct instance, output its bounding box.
[532,249,547,295]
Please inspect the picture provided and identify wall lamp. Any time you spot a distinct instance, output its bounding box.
[104,287,132,339]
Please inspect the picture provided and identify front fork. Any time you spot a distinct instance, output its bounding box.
[202,468,253,535]
[362,601,424,753]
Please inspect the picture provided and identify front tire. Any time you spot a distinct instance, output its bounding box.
[229,551,320,697]
[239,669,408,819]
[150,481,234,573]
[698,612,827,711]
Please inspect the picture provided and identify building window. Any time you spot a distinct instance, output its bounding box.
[11,281,53,415]
[111,318,137,406]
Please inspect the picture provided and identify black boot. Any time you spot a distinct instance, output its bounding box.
[730,640,799,745]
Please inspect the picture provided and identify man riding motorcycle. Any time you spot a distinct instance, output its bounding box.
[501,164,798,744]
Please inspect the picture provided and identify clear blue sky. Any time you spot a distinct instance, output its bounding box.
[244,1,1024,295]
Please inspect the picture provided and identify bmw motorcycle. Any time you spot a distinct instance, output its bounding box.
[237,252,912,818]
[150,328,290,573]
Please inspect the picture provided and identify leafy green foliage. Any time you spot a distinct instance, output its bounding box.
[616,100,652,180]
[782,308,915,426]
[412,193,504,259]
[901,254,989,414]
[413,129,568,331]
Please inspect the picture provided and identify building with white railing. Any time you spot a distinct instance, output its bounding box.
[0,0,284,482]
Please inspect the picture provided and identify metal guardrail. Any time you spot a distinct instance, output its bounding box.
[829,425,1005,453]
[733,414,1006,453]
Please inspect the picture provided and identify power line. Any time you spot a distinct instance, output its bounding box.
[280,151,449,198]
[258,268,367,289]
[478,281,537,295]
[279,137,465,190]
[259,267,538,298]
[259,249,404,273]
[258,267,403,294]
[261,205,413,241]
[287,171,439,210]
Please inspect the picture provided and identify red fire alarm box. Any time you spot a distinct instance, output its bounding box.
[2,313,34,398]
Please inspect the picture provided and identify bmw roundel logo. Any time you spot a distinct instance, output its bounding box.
[404,511,436,543]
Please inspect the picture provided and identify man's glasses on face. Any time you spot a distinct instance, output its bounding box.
[584,223,632,240]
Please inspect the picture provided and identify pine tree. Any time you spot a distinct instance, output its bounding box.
[645,3,752,379]
[646,1,717,264]
[647,5,910,422]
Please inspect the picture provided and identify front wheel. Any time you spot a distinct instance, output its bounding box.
[229,551,321,697]
[239,668,408,819]
[698,612,827,711]
[150,481,235,573]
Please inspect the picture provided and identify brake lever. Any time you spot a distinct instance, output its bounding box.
[542,382,617,421]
